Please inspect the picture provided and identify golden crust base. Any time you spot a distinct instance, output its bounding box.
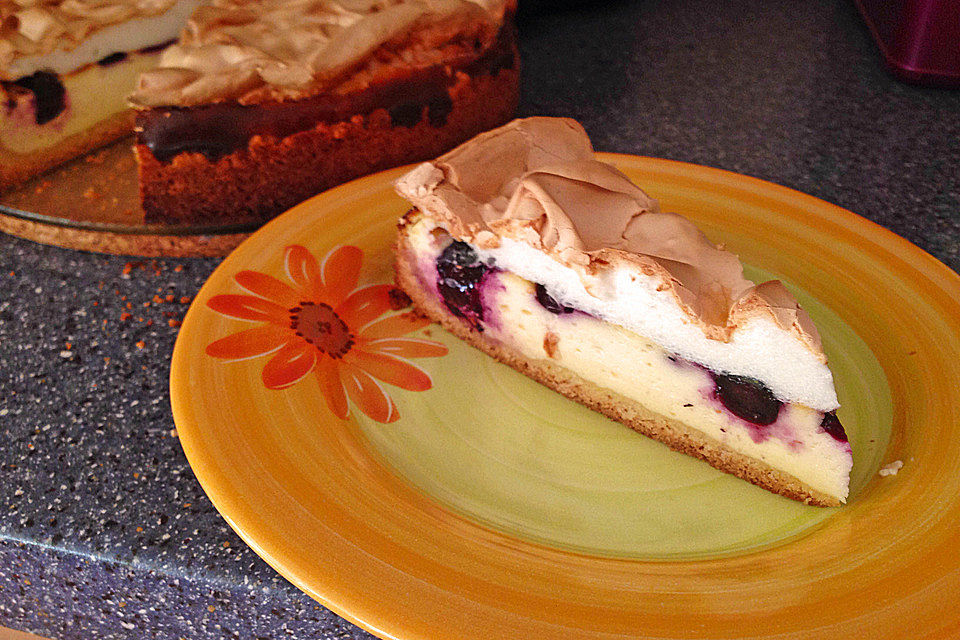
[395,212,841,507]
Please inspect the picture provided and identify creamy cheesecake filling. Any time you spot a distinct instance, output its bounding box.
[1,48,161,154]
[405,216,852,502]
[473,237,839,411]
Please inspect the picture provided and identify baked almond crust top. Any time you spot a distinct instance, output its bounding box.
[129,0,512,107]
[0,0,182,78]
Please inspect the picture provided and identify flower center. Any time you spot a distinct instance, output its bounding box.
[289,302,354,358]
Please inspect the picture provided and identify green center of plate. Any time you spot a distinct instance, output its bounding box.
[356,267,892,560]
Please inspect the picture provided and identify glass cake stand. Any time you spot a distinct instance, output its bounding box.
[0,139,259,257]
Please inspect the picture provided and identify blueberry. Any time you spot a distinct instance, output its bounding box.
[97,52,128,67]
[713,373,783,426]
[535,283,574,315]
[13,71,66,125]
[436,241,489,327]
[819,411,848,443]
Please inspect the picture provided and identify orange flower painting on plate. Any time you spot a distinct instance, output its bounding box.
[204,244,447,423]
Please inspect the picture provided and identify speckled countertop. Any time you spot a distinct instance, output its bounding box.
[1,1,958,638]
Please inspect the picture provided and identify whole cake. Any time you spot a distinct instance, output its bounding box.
[394,117,853,506]
[0,0,201,189]
[130,0,518,224]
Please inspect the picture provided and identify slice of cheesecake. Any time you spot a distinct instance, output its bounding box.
[0,0,203,189]
[394,117,853,506]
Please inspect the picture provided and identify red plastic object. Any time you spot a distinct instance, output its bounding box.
[854,0,960,86]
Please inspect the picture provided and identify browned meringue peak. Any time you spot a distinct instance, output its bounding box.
[129,0,509,107]
[0,0,179,77]
[730,280,824,355]
[396,117,825,355]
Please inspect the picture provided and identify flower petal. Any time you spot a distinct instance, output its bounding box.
[347,350,432,391]
[362,338,447,359]
[360,311,431,339]
[235,270,300,308]
[284,245,323,301]
[316,357,348,420]
[205,325,290,361]
[261,342,317,390]
[321,246,362,308]
[340,362,399,424]
[336,284,394,329]
[207,294,289,324]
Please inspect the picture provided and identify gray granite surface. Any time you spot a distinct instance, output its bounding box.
[0,1,957,638]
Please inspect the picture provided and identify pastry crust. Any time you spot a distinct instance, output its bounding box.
[395,212,841,507]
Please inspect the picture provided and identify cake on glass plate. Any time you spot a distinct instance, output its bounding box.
[129,0,518,225]
[394,117,853,506]
[0,0,200,189]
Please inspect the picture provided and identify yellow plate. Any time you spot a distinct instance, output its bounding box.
[171,155,960,639]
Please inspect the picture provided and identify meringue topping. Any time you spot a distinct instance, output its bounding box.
[129,0,511,107]
[1,0,184,79]
[396,116,825,355]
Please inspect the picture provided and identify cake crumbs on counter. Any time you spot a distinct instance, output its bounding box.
[879,460,903,476]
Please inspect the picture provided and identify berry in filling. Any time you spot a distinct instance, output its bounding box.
[436,241,490,328]
[713,373,783,426]
[11,71,66,125]
[535,283,575,315]
[819,411,848,443]
[97,52,129,66]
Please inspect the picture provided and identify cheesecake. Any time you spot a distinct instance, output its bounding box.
[130,0,519,225]
[0,0,202,189]
[393,117,853,506]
